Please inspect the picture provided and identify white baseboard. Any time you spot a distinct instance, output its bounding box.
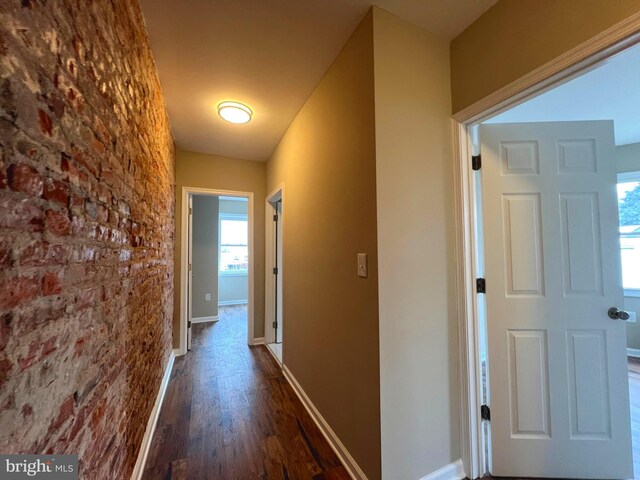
[419,459,465,480]
[130,351,175,480]
[218,300,248,306]
[628,348,640,358]
[282,365,367,480]
[252,337,265,345]
[265,343,282,366]
[173,348,185,357]
[192,315,219,323]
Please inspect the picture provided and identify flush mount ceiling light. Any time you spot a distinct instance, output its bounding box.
[217,101,253,124]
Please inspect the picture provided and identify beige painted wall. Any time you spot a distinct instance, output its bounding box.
[617,143,640,349]
[174,150,266,346]
[192,195,219,318]
[451,0,640,113]
[373,8,459,479]
[266,10,381,479]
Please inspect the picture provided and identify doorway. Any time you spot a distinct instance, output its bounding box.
[265,185,284,364]
[179,187,256,355]
[455,32,640,480]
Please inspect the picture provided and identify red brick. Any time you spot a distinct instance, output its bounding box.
[17,298,66,329]
[75,287,101,310]
[45,209,71,236]
[42,271,62,296]
[0,313,11,351]
[0,192,44,231]
[0,357,12,390]
[0,241,12,267]
[42,178,69,205]
[7,164,44,196]
[38,109,53,136]
[69,406,86,441]
[48,395,75,434]
[40,336,57,358]
[71,145,99,177]
[19,241,69,266]
[21,404,33,418]
[18,340,40,371]
[0,1,175,476]
[0,276,40,309]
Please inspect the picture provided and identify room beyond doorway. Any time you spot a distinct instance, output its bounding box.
[178,187,256,355]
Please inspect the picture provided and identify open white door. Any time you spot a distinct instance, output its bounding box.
[479,121,632,479]
[275,200,283,344]
[187,195,193,351]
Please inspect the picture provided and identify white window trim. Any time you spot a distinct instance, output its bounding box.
[618,171,640,183]
[618,171,640,296]
[219,212,249,276]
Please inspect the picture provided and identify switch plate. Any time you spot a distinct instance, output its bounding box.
[627,311,637,323]
[357,253,367,278]
[205,293,211,302]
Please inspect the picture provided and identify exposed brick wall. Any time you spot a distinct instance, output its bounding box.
[0,1,175,478]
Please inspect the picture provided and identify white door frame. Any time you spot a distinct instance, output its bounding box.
[453,15,640,479]
[265,184,284,346]
[178,186,256,356]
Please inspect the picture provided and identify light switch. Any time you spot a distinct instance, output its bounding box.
[357,253,367,278]
[205,293,211,302]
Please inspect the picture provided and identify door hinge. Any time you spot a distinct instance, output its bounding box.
[189,207,192,215]
[189,263,192,272]
[273,267,278,275]
[476,277,486,294]
[472,154,482,171]
[188,320,192,328]
[273,214,278,222]
[272,321,278,329]
[481,404,490,421]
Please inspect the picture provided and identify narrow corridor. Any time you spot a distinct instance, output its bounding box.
[143,306,350,479]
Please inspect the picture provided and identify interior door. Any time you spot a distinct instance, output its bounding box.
[275,200,283,344]
[479,121,632,479]
[187,195,193,351]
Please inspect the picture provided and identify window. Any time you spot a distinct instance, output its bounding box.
[219,214,248,275]
[618,172,640,295]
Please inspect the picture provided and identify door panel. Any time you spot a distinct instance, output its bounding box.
[275,200,283,344]
[507,329,551,438]
[480,121,631,479]
[187,195,193,351]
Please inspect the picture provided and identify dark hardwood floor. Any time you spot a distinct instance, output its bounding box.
[142,305,350,480]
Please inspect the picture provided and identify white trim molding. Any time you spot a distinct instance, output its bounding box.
[282,365,367,480]
[252,337,265,345]
[192,315,219,324]
[265,184,284,345]
[453,12,640,123]
[627,348,640,358]
[419,460,465,480]
[172,348,183,357]
[179,186,256,354]
[130,351,175,480]
[218,299,248,306]
[452,15,640,479]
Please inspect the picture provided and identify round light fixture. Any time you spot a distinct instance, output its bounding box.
[217,101,253,124]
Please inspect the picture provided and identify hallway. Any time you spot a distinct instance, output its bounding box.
[142,306,349,479]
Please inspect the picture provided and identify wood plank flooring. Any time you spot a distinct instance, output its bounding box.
[142,306,350,480]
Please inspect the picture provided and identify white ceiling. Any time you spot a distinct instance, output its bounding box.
[140,0,497,162]
[487,42,640,146]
